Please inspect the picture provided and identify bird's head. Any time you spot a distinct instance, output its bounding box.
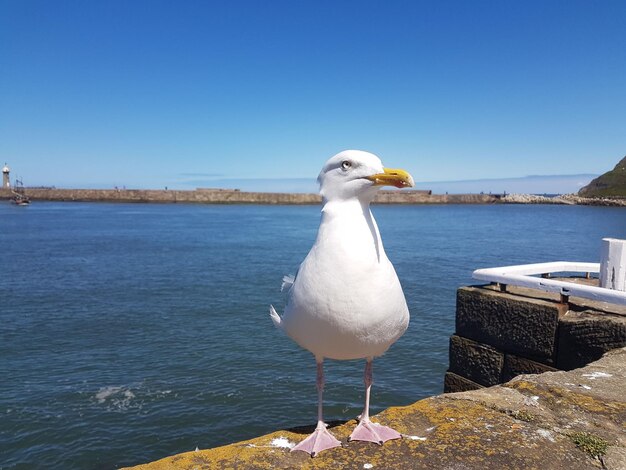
[318,150,414,202]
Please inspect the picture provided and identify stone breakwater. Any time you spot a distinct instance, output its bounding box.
[2,188,624,205]
[503,193,626,206]
[0,188,497,204]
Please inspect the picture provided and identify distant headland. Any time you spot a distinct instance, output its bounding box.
[578,155,626,198]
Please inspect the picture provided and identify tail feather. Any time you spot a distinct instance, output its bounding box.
[269,305,283,330]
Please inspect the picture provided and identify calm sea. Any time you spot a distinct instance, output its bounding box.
[1,202,625,468]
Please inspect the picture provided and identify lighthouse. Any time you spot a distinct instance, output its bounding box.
[2,164,9,189]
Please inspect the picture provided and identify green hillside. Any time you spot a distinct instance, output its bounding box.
[578,156,626,198]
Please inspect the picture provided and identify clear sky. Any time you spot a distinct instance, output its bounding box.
[1,0,625,192]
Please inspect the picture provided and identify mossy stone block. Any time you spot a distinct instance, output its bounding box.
[448,335,504,386]
[557,310,626,370]
[443,371,484,393]
[456,286,562,361]
[502,354,557,382]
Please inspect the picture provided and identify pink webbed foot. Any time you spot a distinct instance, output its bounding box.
[349,418,402,445]
[291,422,341,457]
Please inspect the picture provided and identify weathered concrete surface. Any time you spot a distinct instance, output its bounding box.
[124,348,626,470]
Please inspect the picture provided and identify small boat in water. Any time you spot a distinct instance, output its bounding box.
[11,178,30,205]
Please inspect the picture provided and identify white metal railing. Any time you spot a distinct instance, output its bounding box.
[472,261,626,306]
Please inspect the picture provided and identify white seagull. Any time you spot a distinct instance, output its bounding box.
[270,150,414,457]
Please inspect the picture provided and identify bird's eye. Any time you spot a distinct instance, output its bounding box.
[341,160,352,171]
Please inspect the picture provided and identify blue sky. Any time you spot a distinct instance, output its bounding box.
[1,1,625,193]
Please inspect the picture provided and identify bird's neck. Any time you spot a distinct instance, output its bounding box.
[321,197,369,218]
[318,197,384,262]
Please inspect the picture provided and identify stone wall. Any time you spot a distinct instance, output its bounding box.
[3,187,625,205]
[0,187,499,205]
[445,281,626,392]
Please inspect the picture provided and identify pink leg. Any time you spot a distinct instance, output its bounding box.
[291,359,341,457]
[349,359,401,445]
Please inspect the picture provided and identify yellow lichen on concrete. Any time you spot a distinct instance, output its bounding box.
[507,379,626,416]
[128,429,303,470]
[124,397,588,469]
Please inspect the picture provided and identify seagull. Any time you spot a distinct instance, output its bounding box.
[270,150,414,457]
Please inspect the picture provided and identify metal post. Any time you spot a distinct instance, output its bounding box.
[600,238,626,291]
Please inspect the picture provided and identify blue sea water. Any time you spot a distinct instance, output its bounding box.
[1,201,625,468]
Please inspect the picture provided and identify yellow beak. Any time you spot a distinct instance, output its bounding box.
[366,168,415,189]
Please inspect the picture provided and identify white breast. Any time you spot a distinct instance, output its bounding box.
[281,200,409,360]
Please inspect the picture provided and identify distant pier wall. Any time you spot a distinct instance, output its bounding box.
[0,188,499,204]
[446,280,626,392]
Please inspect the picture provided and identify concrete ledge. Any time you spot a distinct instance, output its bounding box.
[124,348,626,470]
